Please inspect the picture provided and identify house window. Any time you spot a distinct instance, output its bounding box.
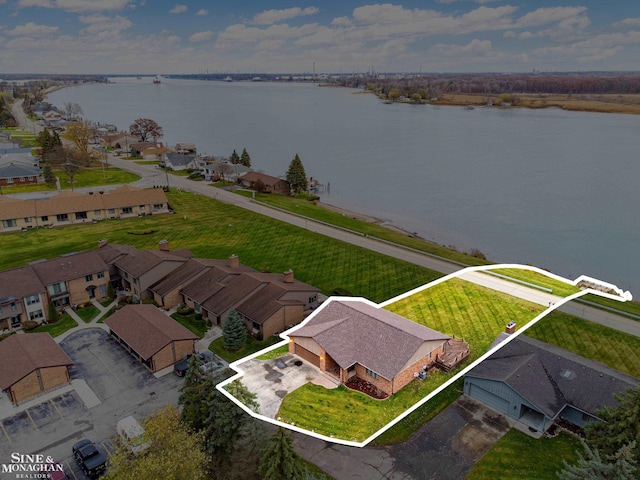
[94,209,101,215]
[10,303,17,312]
[41,216,48,222]
[76,211,88,220]
[48,282,67,296]
[6,177,13,183]
[194,302,201,313]
[24,217,32,223]
[108,208,115,214]
[365,368,379,380]
[99,284,107,295]
[122,207,133,214]
[139,205,145,211]
[153,203,163,210]
[97,271,105,279]
[85,274,93,282]
[28,176,34,181]
[56,213,69,222]
[29,310,44,321]
[26,295,40,305]
[19,177,25,182]
[308,294,317,304]
[124,272,129,279]
[2,219,17,228]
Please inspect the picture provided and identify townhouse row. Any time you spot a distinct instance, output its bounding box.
[0,185,170,232]
[1,239,320,339]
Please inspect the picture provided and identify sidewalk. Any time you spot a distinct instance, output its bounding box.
[54,297,118,343]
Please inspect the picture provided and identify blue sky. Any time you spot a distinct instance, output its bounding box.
[1,0,640,74]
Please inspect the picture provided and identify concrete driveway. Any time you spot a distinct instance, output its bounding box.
[239,354,336,418]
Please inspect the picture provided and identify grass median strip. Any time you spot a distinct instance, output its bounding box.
[29,314,77,338]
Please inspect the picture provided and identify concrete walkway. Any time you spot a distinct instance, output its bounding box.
[55,298,117,343]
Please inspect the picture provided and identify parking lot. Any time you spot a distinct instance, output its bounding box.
[0,328,184,478]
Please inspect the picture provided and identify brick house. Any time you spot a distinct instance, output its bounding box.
[0,163,42,187]
[0,266,48,331]
[238,172,290,194]
[31,250,111,309]
[288,300,455,396]
[98,240,192,299]
[0,333,74,403]
[104,304,198,373]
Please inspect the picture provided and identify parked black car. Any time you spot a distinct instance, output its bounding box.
[173,351,214,377]
[73,439,107,478]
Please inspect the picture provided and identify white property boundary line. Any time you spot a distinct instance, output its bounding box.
[216,263,632,447]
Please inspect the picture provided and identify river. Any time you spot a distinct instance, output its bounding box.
[47,78,640,295]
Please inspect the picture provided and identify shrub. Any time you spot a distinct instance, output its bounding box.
[195,313,203,321]
[21,320,40,331]
[177,305,194,315]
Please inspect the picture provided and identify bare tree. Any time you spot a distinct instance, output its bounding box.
[63,102,83,120]
[130,118,164,142]
[65,120,94,166]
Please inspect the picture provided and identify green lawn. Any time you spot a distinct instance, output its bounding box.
[170,312,208,338]
[0,190,442,304]
[526,311,640,378]
[488,268,581,297]
[580,293,640,319]
[256,344,289,360]
[75,305,100,323]
[385,278,541,360]
[237,191,492,267]
[465,429,581,480]
[29,314,77,337]
[0,166,140,193]
[209,335,282,363]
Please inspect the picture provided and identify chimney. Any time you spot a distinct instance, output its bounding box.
[158,239,169,251]
[283,269,294,283]
[228,254,239,268]
[506,321,516,334]
[98,239,108,248]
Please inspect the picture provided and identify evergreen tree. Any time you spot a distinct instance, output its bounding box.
[43,164,56,187]
[230,149,240,164]
[584,386,640,464]
[240,148,251,167]
[285,154,308,195]
[178,354,214,432]
[223,309,247,351]
[257,428,304,480]
[558,442,638,480]
[204,382,250,464]
[47,302,59,323]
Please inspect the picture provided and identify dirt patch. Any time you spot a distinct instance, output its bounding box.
[452,420,502,461]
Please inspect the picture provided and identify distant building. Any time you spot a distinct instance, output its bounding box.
[238,171,290,194]
[164,152,197,171]
[0,163,42,187]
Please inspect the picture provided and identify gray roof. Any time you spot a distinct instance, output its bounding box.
[166,152,195,167]
[466,336,639,418]
[0,265,45,299]
[0,162,40,179]
[291,300,450,380]
[0,153,38,167]
[236,283,301,325]
[114,248,190,278]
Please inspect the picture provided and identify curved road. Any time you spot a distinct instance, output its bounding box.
[9,99,640,338]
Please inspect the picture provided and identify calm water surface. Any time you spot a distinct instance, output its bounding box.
[48,79,640,295]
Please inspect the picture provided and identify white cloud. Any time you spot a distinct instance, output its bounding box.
[515,7,587,29]
[503,30,516,38]
[331,16,351,27]
[251,7,319,26]
[519,31,534,40]
[189,30,214,42]
[196,9,208,16]
[169,4,187,14]
[429,38,493,56]
[79,14,132,34]
[614,17,640,28]
[6,22,58,36]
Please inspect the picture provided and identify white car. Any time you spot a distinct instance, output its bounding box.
[116,416,150,454]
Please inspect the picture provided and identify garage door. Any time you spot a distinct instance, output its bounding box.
[294,344,320,368]
[469,384,510,413]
